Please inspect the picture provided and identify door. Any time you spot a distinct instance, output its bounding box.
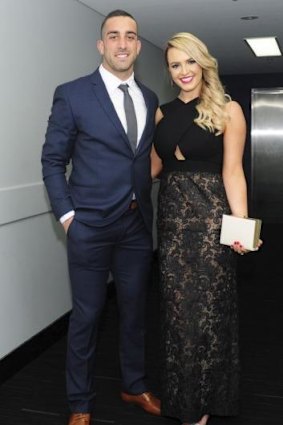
[251,88,283,223]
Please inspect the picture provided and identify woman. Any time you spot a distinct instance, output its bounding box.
[152,32,255,425]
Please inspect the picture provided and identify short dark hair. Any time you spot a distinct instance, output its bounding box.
[100,9,137,37]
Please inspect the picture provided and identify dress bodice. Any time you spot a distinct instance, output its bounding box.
[154,97,224,173]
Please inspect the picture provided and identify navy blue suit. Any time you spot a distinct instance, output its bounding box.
[42,68,158,412]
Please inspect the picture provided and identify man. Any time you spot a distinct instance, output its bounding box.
[41,9,160,425]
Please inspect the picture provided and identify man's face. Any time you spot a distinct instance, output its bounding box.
[97,16,141,80]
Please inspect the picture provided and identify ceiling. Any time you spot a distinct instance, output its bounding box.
[77,0,283,75]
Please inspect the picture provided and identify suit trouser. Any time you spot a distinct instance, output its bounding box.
[66,208,153,412]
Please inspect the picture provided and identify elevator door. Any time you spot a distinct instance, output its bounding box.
[251,88,283,223]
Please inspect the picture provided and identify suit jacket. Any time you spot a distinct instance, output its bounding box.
[41,69,158,232]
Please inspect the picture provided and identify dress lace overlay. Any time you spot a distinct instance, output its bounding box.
[158,172,239,423]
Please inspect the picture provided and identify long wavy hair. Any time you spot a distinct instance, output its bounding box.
[165,32,230,134]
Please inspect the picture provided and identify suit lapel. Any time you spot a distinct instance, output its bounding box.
[135,81,154,153]
[90,70,133,152]
[90,70,155,155]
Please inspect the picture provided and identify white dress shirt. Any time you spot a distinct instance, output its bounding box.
[60,65,147,224]
[99,64,147,144]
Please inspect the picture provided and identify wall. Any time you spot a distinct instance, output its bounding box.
[0,0,171,360]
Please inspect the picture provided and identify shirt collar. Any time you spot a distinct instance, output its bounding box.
[99,64,135,94]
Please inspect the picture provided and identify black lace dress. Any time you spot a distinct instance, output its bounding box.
[154,98,239,423]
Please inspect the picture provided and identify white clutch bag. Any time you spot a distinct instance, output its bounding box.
[220,214,262,251]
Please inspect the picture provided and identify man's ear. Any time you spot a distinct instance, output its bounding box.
[137,39,142,56]
[97,39,104,55]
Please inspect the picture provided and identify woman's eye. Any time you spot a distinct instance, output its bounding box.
[188,59,196,64]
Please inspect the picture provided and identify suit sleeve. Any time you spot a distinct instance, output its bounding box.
[41,85,77,220]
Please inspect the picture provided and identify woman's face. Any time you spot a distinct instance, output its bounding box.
[167,47,203,99]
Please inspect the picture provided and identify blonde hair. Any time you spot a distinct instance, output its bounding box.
[165,32,230,134]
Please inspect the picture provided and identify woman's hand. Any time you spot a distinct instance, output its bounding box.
[231,238,263,255]
[230,241,248,255]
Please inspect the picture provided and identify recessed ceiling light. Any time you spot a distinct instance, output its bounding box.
[244,36,282,57]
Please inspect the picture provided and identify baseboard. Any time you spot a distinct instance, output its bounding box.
[0,312,70,385]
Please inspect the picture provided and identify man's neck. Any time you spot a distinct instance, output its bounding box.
[101,63,134,81]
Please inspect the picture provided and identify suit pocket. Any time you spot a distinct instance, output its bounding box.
[67,218,76,238]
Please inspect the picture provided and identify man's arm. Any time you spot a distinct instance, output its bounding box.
[41,85,77,221]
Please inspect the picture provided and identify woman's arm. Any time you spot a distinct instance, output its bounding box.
[222,100,248,218]
[151,107,164,178]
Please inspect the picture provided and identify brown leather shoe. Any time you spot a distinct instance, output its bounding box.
[68,413,91,424]
[121,391,161,416]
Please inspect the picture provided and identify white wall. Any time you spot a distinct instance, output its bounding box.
[0,0,172,360]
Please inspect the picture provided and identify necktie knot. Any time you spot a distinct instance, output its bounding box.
[118,83,129,93]
[118,84,137,152]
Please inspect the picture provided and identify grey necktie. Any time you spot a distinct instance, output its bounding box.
[119,84,138,152]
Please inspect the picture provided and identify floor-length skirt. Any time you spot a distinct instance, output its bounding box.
[157,171,239,423]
